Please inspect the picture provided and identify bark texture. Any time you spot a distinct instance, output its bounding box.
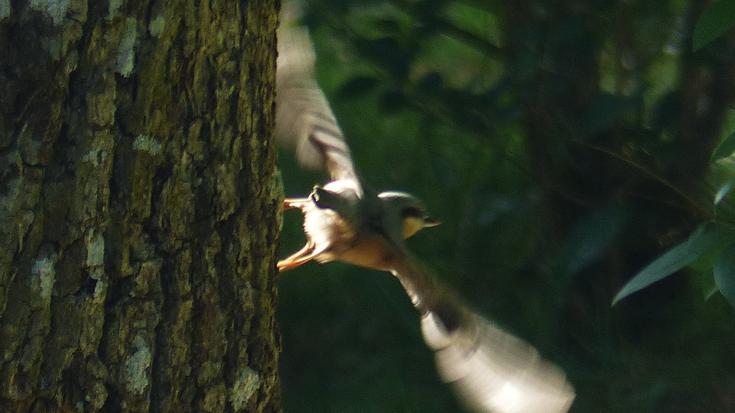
[0,1,282,412]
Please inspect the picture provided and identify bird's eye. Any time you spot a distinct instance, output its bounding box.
[401,207,424,219]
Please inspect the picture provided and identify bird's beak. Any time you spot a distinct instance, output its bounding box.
[423,217,441,228]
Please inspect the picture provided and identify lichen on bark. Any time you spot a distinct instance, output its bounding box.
[0,1,282,412]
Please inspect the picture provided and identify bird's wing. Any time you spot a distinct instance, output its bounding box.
[276,5,361,192]
[388,253,575,413]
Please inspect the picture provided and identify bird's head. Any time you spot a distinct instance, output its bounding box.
[378,191,440,239]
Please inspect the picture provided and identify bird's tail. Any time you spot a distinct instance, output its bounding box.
[390,254,575,413]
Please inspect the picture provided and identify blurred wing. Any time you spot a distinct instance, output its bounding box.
[421,312,575,413]
[389,254,575,413]
[276,7,360,189]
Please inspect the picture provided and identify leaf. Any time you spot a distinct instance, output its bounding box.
[353,37,411,78]
[705,284,720,300]
[711,130,735,161]
[337,76,380,99]
[693,0,735,51]
[373,18,404,35]
[379,90,409,113]
[416,72,444,94]
[715,181,734,205]
[714,244,735,308]
[583,93,634,136]
[557,206,627,276]
[612,223,725,306]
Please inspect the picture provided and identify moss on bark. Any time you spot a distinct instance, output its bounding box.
[0,1,282,412]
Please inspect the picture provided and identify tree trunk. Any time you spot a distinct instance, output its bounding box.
[0,1,281,412]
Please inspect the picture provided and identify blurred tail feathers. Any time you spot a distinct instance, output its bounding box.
[391,254,575,413]
[421,312,575,413]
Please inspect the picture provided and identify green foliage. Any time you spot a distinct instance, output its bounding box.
[556,206,628,277]
[714,244,735,308]
[612,223,735,305]
[711,130,735,161]
[613,123,735,305]
[693,0,735,50]
[279,1,735,412]
[715,181,734,205]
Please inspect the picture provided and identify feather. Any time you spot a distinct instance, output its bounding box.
[276,6,360,189]
[390,253,575,413]
[277,4,575,411]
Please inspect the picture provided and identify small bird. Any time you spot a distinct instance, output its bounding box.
[276,5,575,413]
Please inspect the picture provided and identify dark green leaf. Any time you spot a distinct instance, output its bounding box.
[612,223,725,305]
[705,284,720,300]
[583,94,638,136]
[416,72,444,95]
[337,76,380,99]
[373,18,404,35]
[353,37,411,78]
[715,181,734,205]
[711,130,735,161]
[693,0,735,51]
[557,206,628,276]
[714,244,735,308]
[379,90,409,113]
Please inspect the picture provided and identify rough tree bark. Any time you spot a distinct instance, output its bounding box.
[0,1,281,412]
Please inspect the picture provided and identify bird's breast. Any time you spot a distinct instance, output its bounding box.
[302,200,394,270]
[337,235,396,271]
[302,202,355,256]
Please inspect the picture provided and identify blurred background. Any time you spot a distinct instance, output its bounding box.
[276,1,735,412]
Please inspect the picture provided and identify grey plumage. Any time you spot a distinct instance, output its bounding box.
[276,4,575,412]
[276,5,360,190]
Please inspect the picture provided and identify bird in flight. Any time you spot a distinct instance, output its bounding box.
[275,4,575,412]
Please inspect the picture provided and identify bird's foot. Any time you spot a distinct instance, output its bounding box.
[277,242,316,272]
[283,198,308,210]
